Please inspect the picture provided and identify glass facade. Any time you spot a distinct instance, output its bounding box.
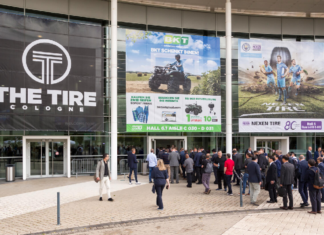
[0,4,321,178]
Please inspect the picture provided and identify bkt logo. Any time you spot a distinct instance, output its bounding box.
[22,39,71,85]
[164,35,189,45]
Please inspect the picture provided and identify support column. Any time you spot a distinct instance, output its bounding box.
[111,0,118,180]
[225,0,232,156]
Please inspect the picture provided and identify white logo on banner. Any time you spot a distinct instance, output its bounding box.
[22,39,71,85]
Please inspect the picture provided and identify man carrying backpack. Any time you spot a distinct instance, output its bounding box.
[201,153,213,194]
[305,159,322,214]
[224,153,235,196]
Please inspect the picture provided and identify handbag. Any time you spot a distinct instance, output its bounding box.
[152,184,156,194]
[277,186,287,197]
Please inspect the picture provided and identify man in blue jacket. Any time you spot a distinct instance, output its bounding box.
[247,156,262,206]
[298,155,309,207]
[194,149,203,184]
[314,147,322,162]
[317,157,324,203]
[274,154,281,182]
[305,159,321,214]
[180,148,186,179]
[128,148,141,185]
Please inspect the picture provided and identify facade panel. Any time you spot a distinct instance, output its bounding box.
[147,7,181,28]
[250,16,281,34]
[118,3,146,24]
[182,11,216,31]
[282,18,314,35]
[70,0,108,20]
[0,0,24,8]
[26,0,68,15]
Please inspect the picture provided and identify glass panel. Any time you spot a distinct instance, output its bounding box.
[49,141,64,175]
[257,141,265,149]
[30,142,45,175]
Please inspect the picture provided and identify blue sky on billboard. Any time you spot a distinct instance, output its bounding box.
[126,30,220,75]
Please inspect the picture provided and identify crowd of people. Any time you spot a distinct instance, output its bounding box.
[95,145,324,213]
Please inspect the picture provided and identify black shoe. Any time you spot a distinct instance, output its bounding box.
[99,197,103,201]
[149,181,153,183]
[216,188,222,191]
[108,198,114,202]
[224,188,227,191]
[275,99,282,102]
[267,201,275,203]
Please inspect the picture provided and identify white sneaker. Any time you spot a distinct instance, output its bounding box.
[136,182,141,185]
[129,182,132,185]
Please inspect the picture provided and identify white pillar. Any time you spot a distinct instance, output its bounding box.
[111,0,118,180]
[225,0,232,156]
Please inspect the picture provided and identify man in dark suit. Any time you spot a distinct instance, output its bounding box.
[298,155,310,207]
[245,147,252,156]
[128,148,140,185]
[233,150,243,186]
[314,147,322,162]
[266,156,277,203]
[214,150,227,191]
[280,155,295,210]
[258,149,268,188]
[306,146,313,161]
[211,149,218,184]
[247,156,262,206]
[193,149,203,184]
[200,147,207,155]
[190,148,197,182]
[157,147,164,159]
[274,154,281,182]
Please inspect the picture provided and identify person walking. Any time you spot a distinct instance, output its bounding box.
[151,159,170,210]
[224,153,235,196]
[258,149,268,189]
[96,153,113,201]
[201,153,213,194]
[233,150,243,186]
[280,155,295,210]
[157,147,164,159]
[266,156,277,203]
[180,148,186,179]
[168,147,180,184]
[190,148,197,182]
[146,149,157,183]
[305,159,321,214]
[298,155,310,207]
[240,153,252,196]
[314,147,322,162]
[247,156,262,206]
[128,148,141,185]
[161,149,171,180]
[214,150,227,191]
[211,149,218,184]
[274,154,282,185]
[194,149,203,184]
[183,153,194,188]
[317,157,324,203]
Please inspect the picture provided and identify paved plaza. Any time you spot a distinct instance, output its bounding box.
[1,175,324,235]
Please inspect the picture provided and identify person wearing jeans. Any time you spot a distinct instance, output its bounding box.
[201,154,212,194]
[241,153,252,195]
[247,156,262,206]
[146,149,157,183]
[128,148,141,185]
[152,159,170,210]
[224,153,235,195]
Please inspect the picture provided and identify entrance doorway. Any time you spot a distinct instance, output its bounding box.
[250,136,289,155]
[148,136,187,154]
[23,136,70,179]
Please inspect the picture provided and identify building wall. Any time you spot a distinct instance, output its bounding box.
[0,0,323,178]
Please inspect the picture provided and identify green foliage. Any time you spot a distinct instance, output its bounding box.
[126,30,152,43]
[190,68,221,96]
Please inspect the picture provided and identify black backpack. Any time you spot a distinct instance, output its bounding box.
[311,169,324,189]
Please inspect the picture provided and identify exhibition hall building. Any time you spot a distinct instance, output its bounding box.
[0,0,323,180]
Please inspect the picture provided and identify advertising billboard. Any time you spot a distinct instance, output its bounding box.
[0,13,103,131]
[125,30,221,132]
[238,39,324,132]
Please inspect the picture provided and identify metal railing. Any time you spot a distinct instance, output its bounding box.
[71,158,102,177]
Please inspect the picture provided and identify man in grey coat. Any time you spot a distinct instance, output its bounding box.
[280,155,295,210]
[96,153,114,202]
[168,147,180,183]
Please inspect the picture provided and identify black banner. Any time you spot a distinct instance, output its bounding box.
[0,12,103,131]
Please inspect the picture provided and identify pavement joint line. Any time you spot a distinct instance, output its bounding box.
[26,207,310,235]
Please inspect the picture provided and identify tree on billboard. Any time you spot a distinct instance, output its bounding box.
[126,29,152,43]
[191,68,221,96]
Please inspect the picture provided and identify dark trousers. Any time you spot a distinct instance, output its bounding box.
[293,176,298,188]
[225,174,232,194]
[181,165,186,178]
[235,169,241,185]
[213,167,218,184]
[283,184,293,208]
[187,172,192,187]
[155,184,165,209]
[299,181,308,204]
[217,170,227,189]
[261,171,266,188]
[309,189,321,212]
[129,167,138,183]
[268,183,277,202]
[321,188,324,201]
[195,166,202,183]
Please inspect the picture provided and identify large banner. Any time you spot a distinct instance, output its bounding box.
[126,30,221,132]
[238,39,324,132]
[0,13,103,131]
